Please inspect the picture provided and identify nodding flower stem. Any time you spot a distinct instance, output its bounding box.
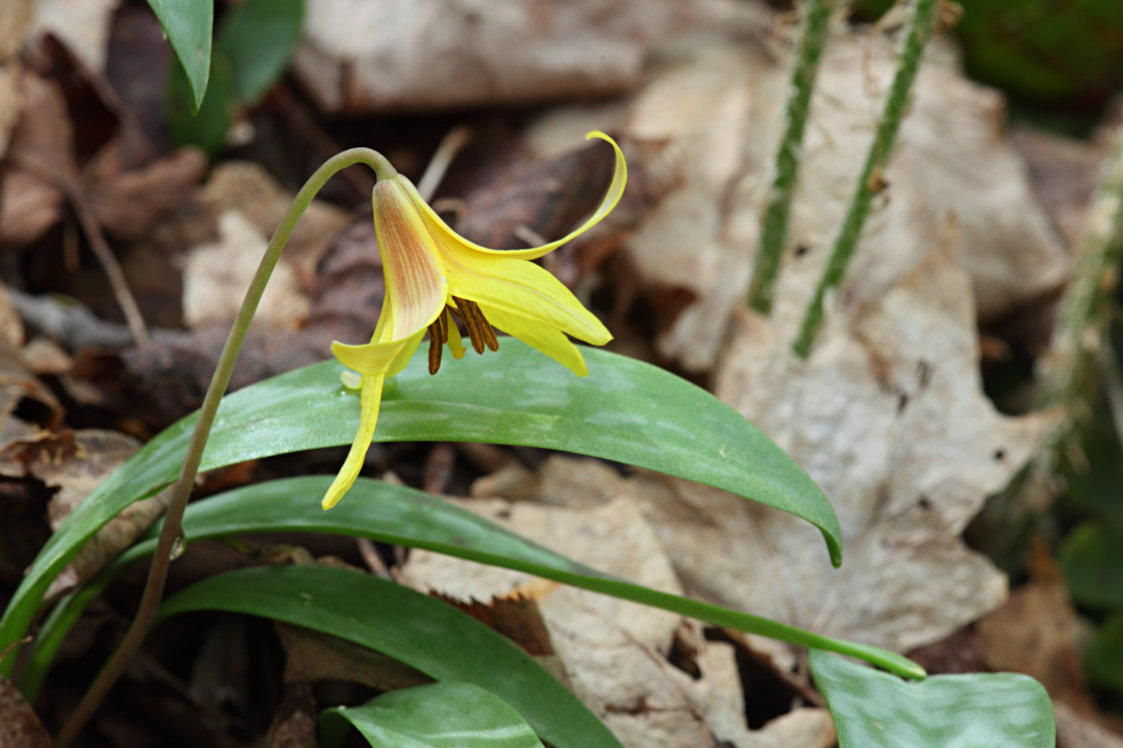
[56,148,396,747]
[792,0,939,357]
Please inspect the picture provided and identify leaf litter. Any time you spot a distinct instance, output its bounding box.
[0,1,1119,745]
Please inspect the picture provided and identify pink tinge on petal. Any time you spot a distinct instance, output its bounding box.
[373,179,448,341]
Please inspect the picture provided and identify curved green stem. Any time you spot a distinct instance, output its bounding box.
[792,0,938,357]
[747,0,836,314]
[54,148,392,747]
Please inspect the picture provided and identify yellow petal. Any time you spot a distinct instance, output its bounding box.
[400,131,626,262]
[443,253,611,346]
[322,373,384,509]
[481,304,589,376]
[373,179,448,340]
[386,330,424,377]
[332,338,410,376]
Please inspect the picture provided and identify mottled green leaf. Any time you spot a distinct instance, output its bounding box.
[810,649,1055,748]
[320,683,544,748]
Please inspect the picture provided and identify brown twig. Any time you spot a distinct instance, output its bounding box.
[10,153,150,345]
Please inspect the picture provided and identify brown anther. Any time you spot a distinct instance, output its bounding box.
[427,316,448,375]
[452,297,499,354]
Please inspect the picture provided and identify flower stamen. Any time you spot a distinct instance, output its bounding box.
[427,313,449,375]
[453,296,499,354]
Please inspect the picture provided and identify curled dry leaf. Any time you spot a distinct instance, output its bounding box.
[0,427,171,600]
[291,0,747,114]
[0,347,63,443]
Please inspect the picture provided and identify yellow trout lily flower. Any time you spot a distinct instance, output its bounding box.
[322,131,627,509]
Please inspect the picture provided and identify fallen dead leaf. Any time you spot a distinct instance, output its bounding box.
[198,161,351,280]
[291,0,754,114]
[0,427,171,600]
[400,495,732,747]
[695,235,1049,659]
[0,673,52,748]
[275,621,431,692]
[0,282,24,350]
[32,0,120,72]
[976,545,1095,714]
[264,683,318,748]
[0,70,69,245]
[180,211,312,331]
[1011,126,1106,247]
[84,139,206,240]
[742,707,836,748]
[0,0,31,160]
[0,347,63,442]
[616,31,1067,372]
[1055,701,1123,748]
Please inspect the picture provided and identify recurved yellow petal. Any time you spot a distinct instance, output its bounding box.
[322,373,384,510]
[401,131,627,262]
[332,338,410,376]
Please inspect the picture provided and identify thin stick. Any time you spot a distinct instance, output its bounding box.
[791,0,938,357]
[55,148,397,747]
[11,154,150,345]
[415,126,473,201]
[747,0,836,314]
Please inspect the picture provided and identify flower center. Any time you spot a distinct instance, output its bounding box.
[426,297,498,375]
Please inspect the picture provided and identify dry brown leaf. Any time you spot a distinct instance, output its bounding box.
[0,70,70,245]
[433,590,555,656]
[198,161,351,279]
[521,233,1047,665]
[180,211,312,331]
[1055,701,1123,748]
[0,0,33,60]
[0,0,32,160]
[0,283,24,350]
[0,348,63,442]
[31,0,120,72]
[0,673,52,748]
[291,0,752,114]
[401,495,734,747]
[276,621,432,692]
[743,708,836,748]
[976,547,1093,713]
[1011,126,1106,246]
[617,32,1068,372]
[84,140,206,240]
[0,64,22,162]
[0,427,171,600]
[264,684,318,748]
[686,236,1049,658]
